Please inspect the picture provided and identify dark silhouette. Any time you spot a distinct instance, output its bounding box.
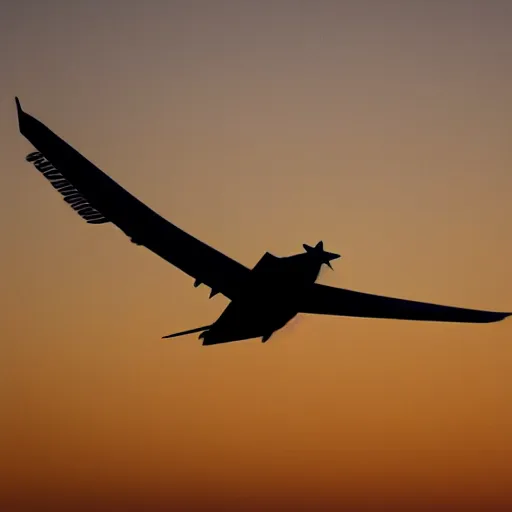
[15,97,510,345]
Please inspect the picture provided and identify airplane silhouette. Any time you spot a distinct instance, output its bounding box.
[15,98,510,345]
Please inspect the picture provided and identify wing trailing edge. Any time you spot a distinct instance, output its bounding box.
[26,151,110,224]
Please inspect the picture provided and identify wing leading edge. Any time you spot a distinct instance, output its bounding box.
[16,97,250,300]
[298,283,510,323]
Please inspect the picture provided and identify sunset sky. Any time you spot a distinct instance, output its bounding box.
[1,1,512,510]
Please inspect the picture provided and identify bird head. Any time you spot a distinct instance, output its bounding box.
[303,241,341,270]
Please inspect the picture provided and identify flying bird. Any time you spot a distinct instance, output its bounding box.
[15,98,510,345]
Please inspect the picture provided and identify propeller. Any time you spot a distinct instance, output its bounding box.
[303,241,341,270]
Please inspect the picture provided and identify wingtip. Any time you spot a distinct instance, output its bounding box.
[15,97,25,130]
[493,312,512,323]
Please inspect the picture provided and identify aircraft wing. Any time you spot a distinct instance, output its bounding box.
[15,98,250,300]
[298,283,511,323]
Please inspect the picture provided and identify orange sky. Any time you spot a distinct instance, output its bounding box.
[1,1,511,510]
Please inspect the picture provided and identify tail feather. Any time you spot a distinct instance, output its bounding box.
[162,325,211,339]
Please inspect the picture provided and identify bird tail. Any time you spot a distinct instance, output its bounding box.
[162,325,211,339]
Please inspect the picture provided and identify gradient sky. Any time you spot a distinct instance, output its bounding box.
[1,1,512,510]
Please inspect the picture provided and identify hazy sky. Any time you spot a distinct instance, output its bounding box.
[1,1,511,510]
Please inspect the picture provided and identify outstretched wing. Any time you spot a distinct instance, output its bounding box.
[16,98,249,300]
[299,283,510,323]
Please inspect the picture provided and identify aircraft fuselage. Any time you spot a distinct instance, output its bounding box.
[199,251,323,345]
[200,294,299,345]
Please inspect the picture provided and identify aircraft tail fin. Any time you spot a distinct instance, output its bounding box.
[162,325,211,339]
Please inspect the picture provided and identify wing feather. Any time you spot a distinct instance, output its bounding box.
[26,151,110,225]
